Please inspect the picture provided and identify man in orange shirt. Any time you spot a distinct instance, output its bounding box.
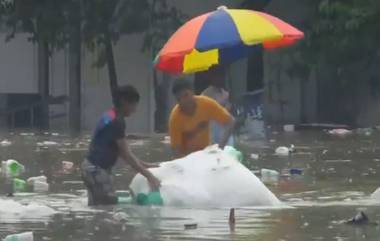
[169,79,235,158]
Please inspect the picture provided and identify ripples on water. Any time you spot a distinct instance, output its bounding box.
[0,130,379,240]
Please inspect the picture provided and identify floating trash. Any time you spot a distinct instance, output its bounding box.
[3,231,34,241]
[37,141,59,147]
[328,129,352,137]
[62,161,74,173]
[283,124,295,132]
[275,145,295,157]
[27,176,49,193]
[345,211,378,226]
[0,140,12,147]
[130,146,281,207]
[250,153,259,160]
[1,159,25,178]
[261,169,280,185]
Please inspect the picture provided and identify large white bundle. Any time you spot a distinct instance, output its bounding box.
[130,146,281,207]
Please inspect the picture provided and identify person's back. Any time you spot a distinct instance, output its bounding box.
[87,108,125,170]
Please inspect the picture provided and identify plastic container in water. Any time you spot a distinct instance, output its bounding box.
[136,192,163,206]
[27,176,47,185]
[223,146,243,162]
[13,178,26,192]
[289,168,303,175]
[261,169,280,185]
[33,181,49,193]
[1,160,25,178]
[116,190,133,204]
[284,124,295,132]
[3,232,33,241]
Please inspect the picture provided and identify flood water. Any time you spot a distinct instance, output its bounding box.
[0,130,380,241]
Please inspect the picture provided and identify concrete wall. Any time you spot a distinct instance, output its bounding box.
[0,33,38,94]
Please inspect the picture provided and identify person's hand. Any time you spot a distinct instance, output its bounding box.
[147,175,161,191]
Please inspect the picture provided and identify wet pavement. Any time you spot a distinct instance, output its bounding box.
[0,129,380,241]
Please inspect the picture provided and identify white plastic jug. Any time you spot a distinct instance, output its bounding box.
[33,181,49,193]
[1,160,25,178]
[261,169,280,185]
[27,176,47,185]
[3,232,33,241]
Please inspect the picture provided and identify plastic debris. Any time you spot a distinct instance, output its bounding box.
[3,232,33,241]
[1,159,25,178]
[328,129,352,137]
[283,124,295,132]
[250,153,259,160]
[0,140,12,147]
[261,169,280,185]
[130,146,280,207]
[275,145,295,157]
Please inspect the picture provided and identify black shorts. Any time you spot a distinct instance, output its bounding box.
[81,159,117,206]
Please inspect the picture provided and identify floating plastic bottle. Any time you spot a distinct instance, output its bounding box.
[13,178,27,192]
[136,192,163,206]
[27,176,47,185]
[1,160,25,178]
[261,169,280,185]
[116,190,133,204]
[33,181,49,193]
[223,146,243,162]
[3,232,33,241]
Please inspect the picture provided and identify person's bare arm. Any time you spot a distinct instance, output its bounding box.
[117,138,160,191]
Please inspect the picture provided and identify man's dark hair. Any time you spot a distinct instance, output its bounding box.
[172,79,193,95]
[114,85,140,107]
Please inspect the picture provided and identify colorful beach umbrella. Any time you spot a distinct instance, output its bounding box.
[154,6,304,75]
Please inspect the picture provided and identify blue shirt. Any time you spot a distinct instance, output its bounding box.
[87,108,126,169]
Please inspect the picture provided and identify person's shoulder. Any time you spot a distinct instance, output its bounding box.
[196,95,219,106]
[169,104,180,119]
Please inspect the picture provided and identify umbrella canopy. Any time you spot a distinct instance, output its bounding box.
[154,6,304,75]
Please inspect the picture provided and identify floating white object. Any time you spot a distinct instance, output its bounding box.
[250,153,259,160]
[33,181,49,193]
[3,232,34,241]
[0,199,57,221]
[0,140,12,147]
[283,124,295,132]
[37,141,59,147]
[27,176,47,186]
[328,129,352,137]
[371,188,380,200]
[130,146,281,207]
[62,161,74,173]
[275,145,295,157]
[261,169,280,185]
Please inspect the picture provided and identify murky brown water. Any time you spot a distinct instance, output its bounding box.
[0,130,380,241]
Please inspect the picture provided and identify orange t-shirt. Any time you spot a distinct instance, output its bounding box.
[169,95,232,155]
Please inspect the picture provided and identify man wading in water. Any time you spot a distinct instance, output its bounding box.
[81,85,161,205]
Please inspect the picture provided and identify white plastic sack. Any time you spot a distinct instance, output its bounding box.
[130,146,281,207]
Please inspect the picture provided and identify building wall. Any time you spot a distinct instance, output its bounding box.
[0,33,38,94]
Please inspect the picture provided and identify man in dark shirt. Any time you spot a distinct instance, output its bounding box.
[82,85,161,206]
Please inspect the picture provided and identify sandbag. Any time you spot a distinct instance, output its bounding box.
[129,145,281,207]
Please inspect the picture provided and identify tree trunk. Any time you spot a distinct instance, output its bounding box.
[38,40,50,130]
[153,71,170,132]
[104,31,119,106]
[68,2,82,135]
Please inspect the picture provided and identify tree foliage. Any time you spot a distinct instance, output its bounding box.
[291,0,380,86]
